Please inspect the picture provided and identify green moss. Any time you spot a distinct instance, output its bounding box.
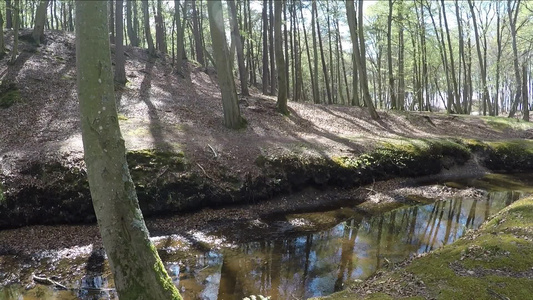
[151,243,183,300]
[0,84,21,108]
[118,114,129,121]
[482,116,533,131]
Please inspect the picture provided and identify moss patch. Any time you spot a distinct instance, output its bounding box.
[466,139,533,172]
[0,83,21,108]
[482,116,533,131]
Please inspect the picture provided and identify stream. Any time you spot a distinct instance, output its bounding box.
[1,173,533,300]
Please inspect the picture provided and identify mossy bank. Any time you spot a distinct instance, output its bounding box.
[313,194,533,300]
[1,138,533,229]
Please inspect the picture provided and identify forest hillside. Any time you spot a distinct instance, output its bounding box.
[1,30,533,228]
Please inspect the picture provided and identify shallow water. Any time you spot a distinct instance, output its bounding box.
[1,174,532,300]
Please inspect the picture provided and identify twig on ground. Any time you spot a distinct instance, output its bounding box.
[33,275,68,290]
[196,163,212,180]
[207,144,218,158]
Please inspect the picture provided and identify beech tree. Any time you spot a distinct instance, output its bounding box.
[75,1,181,299]
[115,0,127,85]
[207,0,245,129]
[32,0,49,45]
[275,0,288,115]
[0,8,4,58]
[10,0,19,64]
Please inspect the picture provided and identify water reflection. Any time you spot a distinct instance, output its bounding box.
[172,190,526,299]
[0,186,528,300]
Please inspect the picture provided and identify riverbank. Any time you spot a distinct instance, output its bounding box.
[1,31,533,228]
[314,193,533,300]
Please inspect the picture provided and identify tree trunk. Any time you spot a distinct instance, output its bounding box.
[10,0,19,64]
[174,0,186,74]
[315,0,332,105]
[155,0,166,54]
[397,2,405,110]
[441,0,461,114]
[32,0,49,45]
[299,0,314,103]
[207,0,245,129]
[126,0,139,46]
[6,0,12,29]
[261,0,269,94]
[0,8,4,58]
[467,0,492,117]
[507,0,522,118]
[115,0,126,85]
[494,1,503,116]
[191,0,204,66]
[311,0,319,103]
[275,0,288,115]
[268,0,276,96]
[75,2,182,299]
[228,0,249,96]
[522,62,529,121]
[357,0,379,118]
[347,0,378,119]
[387,0,396,109]
[142,0,155,56]
[109,0,115,43]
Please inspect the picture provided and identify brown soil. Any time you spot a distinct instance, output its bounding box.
[0,31,530,186]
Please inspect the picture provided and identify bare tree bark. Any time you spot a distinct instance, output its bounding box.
[262,0,269,94]
[115,0,127,85]
[315,0,332,105]
[228,0,249,96]
[75,1,183,298]
[142,0,155,55]
[275,0,288,115]
[507,0,522,118]
[207,0,246,129]
[387,0,396,109]
[32,0,49,45]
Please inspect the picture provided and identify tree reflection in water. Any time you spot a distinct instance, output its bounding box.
[177,189,525,300]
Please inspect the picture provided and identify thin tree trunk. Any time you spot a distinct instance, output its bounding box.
[6,0,12,29]
[275,0,288,115]
[334,17,350,104]
[268,0,276,96]
[10,0,19,64]
[522,62,529,121]
[262,0,269,94]
[32,0,49,45]
[311,0,319,103]
[315,0,332,105]
[397,3,405,110]
[109,0,115,43]
[126,0,139,46]
[115,0,126,85]
[347,0,379,119]
[387,0,396,109]
[441,0,461,114]
[207,0,245,129]
[507,0,521,118]
[191,0,204,66]
[142,0,155,55]
[228,0,249,96]
[174,0,186,74]
[0,8,4,57]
